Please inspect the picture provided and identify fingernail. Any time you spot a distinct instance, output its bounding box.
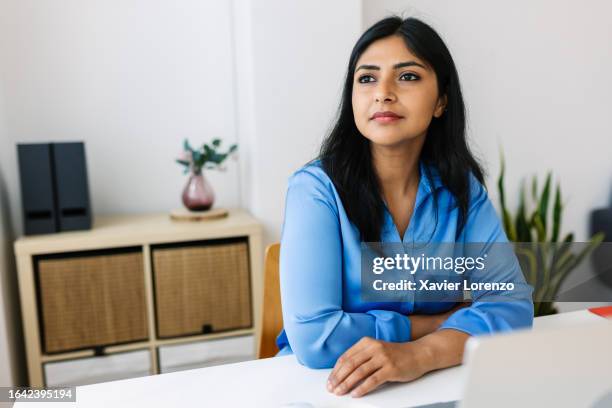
[326,380,332,391]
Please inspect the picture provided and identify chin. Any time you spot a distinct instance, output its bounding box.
[364,130,420,147]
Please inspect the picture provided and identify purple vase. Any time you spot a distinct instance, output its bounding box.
[182,171,215,211]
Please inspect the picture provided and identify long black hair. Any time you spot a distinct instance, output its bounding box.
[318,16,484,242]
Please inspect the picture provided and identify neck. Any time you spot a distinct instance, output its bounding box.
[371,136,425,197]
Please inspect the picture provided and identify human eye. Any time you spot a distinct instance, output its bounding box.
[357,74,376,84]
[400,72,420,81]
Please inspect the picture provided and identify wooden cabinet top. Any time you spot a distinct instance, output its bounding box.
[14,208,262,256]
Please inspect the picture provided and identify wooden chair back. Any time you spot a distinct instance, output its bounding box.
[257,243,284,359]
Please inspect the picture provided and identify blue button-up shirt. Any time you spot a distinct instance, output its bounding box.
[276,160,533,368]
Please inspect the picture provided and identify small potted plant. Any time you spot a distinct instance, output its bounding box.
[176,138,237,211]
[497,154,604,316]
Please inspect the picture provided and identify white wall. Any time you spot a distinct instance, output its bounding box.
[0,0,363,243]
[363,0,612,241]
[0,0,241,237]
[233,0,363,242]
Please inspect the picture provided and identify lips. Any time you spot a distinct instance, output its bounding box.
[371,111,403,122]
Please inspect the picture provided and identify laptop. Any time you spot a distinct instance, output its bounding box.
[414,320,612,408]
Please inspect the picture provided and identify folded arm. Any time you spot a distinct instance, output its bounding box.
[327,175,534,397]
[280,170,413,368]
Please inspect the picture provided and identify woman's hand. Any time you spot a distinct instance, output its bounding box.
[327,321,471,397]
[326,337,430,398]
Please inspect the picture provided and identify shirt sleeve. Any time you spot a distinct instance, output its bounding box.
[438,173,534,336]
[279,169,412,369]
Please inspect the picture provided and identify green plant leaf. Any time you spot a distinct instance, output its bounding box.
[537,172,552,234]
[551,234,574,279]
[533,212,546,242]
[497,153,516,241]
[552,245,573,276]
[192,150,202,166]
[516,245,538,292]
[179,138,238,172]
[502,209,516,242]
[551,183,562,242]
[497,153,507,211]
[183,139,193,153]
[203,144,215,162]
[534,242,553,302]
[515,179,531,242]
[531,175,538,202]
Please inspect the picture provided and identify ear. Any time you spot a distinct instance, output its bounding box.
[433,94,448,118]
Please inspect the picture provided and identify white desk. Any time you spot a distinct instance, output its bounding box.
[15,310,606,408]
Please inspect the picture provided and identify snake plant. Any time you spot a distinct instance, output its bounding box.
[497,154,604,316]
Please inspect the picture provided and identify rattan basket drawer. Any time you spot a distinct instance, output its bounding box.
[153,240,252,338]
[37,250,148,353]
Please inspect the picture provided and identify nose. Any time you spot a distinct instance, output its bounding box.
[375,81,397,103]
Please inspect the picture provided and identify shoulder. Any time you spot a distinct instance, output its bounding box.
[286,159,339,214]
[288,159,335,193]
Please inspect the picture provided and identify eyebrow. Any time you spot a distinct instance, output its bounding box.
[356,61,427,72]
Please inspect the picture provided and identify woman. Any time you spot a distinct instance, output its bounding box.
[276,16,533,398]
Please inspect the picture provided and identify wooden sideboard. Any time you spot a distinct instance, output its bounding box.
[14,209,263,387]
